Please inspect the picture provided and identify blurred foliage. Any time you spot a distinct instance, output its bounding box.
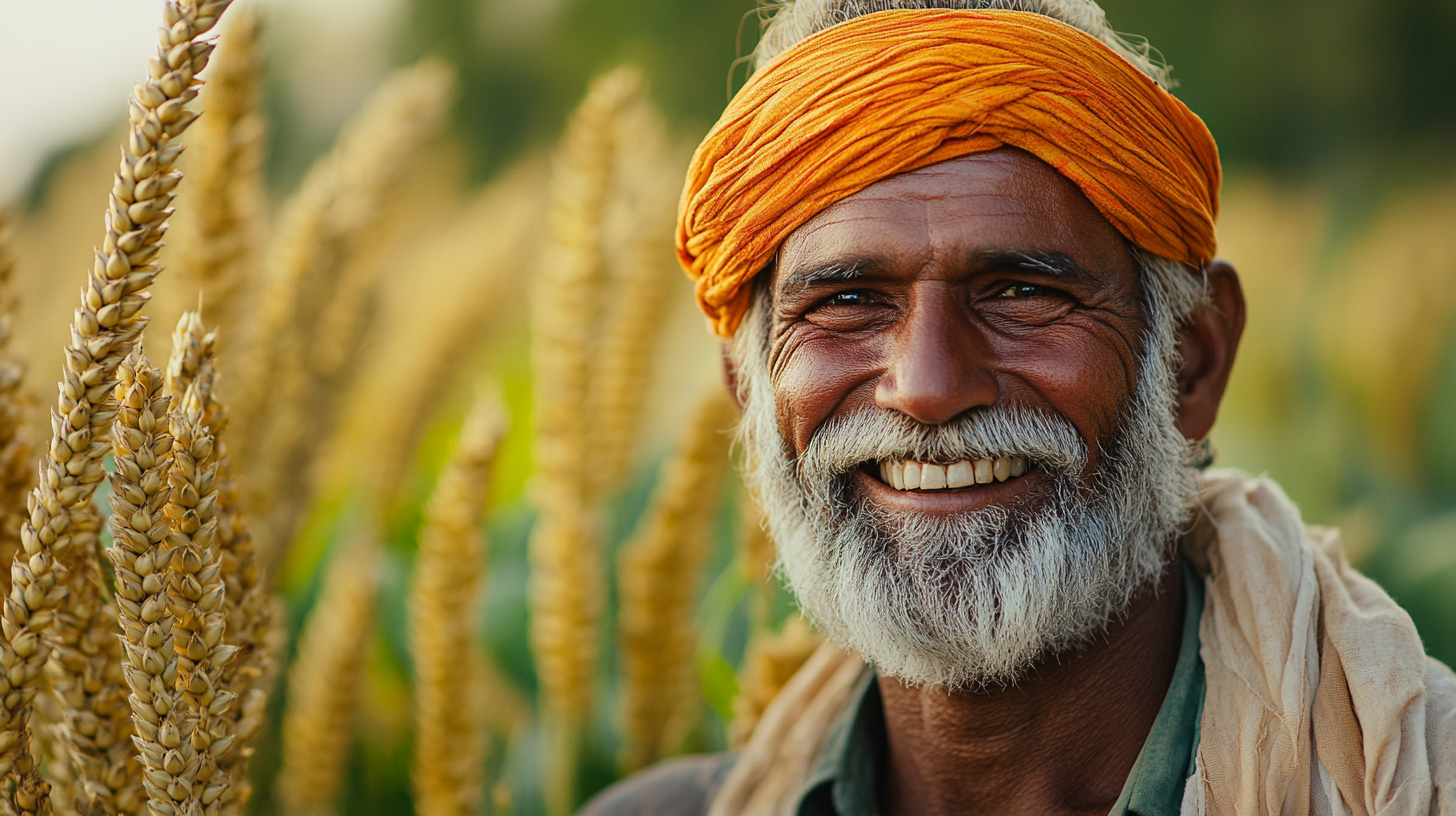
[1101,0,1456,186]
[391,0,763,183]
[377,0,1456,189]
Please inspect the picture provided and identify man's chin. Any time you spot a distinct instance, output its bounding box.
[816,608,1075,692]
[780,525,1058,690]
[777,480,1166,691]
[808,578,1137,692]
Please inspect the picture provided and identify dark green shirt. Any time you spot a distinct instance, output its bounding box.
[796,560,1207,816]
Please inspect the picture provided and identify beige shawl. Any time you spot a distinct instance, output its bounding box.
[711,471,1456,816]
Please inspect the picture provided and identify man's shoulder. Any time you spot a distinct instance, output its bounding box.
[577,753,738,816]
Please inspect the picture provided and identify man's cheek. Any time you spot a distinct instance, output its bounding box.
[774,353,874,452]
[993,338,1137,449]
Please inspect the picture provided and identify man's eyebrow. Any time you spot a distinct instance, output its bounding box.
[778,250,1097,294]
[975,249,1096,283]
[779,258,874,294]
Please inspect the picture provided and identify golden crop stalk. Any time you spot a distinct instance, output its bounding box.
[275,530,380,816]
[107,350,181,816]
[528,63,693,814]
[528,67,642,816]
[359,161,545,517]
[410,393,507,816]
[230,61,456,578]
[169,8,265,340]
[0,2,235,813]
[165,313,272,816]
[617,391,739,770]
[162,379,238,814]
[583,89,680,501]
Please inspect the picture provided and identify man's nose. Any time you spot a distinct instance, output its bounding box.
[874,284,998,425]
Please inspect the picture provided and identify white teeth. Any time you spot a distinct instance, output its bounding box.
[879,456,1032,491]
[993,456,1011,482]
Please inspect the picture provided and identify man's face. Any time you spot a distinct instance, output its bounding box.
[768,148,1146,500]
[737,148,1204,689]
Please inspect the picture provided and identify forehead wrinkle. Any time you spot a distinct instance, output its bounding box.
[795,200,927,240]
[923,190,1038,219]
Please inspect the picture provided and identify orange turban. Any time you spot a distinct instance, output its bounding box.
[677,9,1221,337]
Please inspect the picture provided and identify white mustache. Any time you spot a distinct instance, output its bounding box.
[797,404,1089,480]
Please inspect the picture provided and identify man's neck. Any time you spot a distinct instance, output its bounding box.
[878,559,1186,816]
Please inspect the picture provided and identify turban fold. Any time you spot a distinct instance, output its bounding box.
[677,9,1222,337]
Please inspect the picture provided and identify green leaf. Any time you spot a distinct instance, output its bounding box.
[698,651,740,724]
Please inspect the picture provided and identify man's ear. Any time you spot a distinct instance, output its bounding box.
[721,340,744,411]
[1174,259,1246,442]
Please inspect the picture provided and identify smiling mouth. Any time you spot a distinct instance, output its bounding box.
[876,456,1029,491]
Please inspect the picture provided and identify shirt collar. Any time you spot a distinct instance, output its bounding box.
[798,670,882,816]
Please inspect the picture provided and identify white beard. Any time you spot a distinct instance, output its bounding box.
[735,299,1199,690]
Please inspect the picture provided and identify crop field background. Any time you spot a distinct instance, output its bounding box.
[0,0,1454,815]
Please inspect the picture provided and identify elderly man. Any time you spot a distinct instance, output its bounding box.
[585,1,1456,814]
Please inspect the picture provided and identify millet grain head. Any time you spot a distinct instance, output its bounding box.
[229,61,455,580]
[46,491,140,815]
[583,88,680,501]
[275,531,380,816]
[528,66,649,816]
[410,393,507,816]
[161,384,238,816]
[168,7,265,341]
[106,349,181,816]
[529,65,643,728]
[163,312,271,816]
[0,3,235,813]
[617,392,738,770]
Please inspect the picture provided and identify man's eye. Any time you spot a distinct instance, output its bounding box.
[824,291,870,307]
[997,283,1051,298]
